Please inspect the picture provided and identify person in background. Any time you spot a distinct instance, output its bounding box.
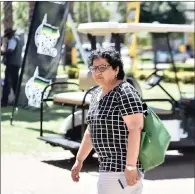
[71,47,144,194]
[1,28,23,107]
[186,43,193,58]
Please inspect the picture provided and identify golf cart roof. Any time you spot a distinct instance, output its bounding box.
[78,22,194,35]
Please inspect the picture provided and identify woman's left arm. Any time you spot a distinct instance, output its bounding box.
[117,85,144,186]
[123,113,144,166]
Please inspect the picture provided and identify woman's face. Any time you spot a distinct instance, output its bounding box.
[90,57,119,87]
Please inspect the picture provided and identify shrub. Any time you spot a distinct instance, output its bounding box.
[67,67,79,79]
[139,74,147,80]
[182,76,195,84]
[168,65,194,72]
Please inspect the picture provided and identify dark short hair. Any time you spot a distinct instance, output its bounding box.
[88,47,125,80]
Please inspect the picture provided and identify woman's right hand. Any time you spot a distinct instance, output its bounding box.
[71,159,83,182]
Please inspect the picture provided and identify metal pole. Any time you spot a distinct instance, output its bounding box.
[40,101,43,136]
[68,13,88,66]
[86,2,92,22]
[112,33,120,53]
[165,33,181,99]
[87,33,96,51]
[152,34,157,70]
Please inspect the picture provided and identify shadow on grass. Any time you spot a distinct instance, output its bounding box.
[42,152,195,180]
[25,127,61,135]
[1,105,72,123]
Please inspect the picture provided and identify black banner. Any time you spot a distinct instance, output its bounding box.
[17,1,69,108]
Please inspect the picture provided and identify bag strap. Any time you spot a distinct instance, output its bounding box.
[142,102,148,117]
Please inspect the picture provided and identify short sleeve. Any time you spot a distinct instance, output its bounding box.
[8,38,17,50]
[117,84,143,116]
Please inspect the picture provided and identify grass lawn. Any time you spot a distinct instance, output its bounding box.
[1,75,194,154]
[1,79,80,154]
[1,105,72,153]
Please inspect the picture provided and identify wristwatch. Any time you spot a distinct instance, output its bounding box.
[126,165,137,171]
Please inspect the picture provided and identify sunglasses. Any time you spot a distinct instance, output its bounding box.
[89,64,111,73]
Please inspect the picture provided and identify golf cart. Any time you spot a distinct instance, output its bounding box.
[38,22,194,157]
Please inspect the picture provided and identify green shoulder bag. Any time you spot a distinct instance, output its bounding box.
[139,103,171,171]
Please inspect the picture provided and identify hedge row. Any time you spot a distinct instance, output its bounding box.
[168,65,194,72]
[134,71,194,84]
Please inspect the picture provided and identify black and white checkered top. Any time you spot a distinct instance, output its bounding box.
[86,81,144,172]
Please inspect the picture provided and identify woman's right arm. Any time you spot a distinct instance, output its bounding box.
[76,125,93,163]
[71,125,93,182]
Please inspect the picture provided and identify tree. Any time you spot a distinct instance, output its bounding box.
[1,2,34,33]
[1,2,5,32]
[139,2,187,24]
[73,2,110,24]
[118,2,187,24]
[29,2,36,23]
[118,2,188,44]
[3,2,13,30]
[12,2,28,32]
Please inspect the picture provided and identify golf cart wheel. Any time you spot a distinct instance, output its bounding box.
[70,149,95,159]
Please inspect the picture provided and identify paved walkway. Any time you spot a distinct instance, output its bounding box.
[2,151,194,194]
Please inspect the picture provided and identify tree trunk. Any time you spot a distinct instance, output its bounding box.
[29,2,35,23]
[3,2,13,30]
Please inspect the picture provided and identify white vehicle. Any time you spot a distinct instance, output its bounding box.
[39,22,194,157]
[76,41,132,69]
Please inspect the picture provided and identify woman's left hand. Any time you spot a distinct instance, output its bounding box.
[125,168,140,186]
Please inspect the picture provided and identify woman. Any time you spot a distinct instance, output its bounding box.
[71,47,144,194]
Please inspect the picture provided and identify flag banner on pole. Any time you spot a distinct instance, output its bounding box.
[17,1,69,108]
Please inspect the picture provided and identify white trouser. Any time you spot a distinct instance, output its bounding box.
[96,171,144,194]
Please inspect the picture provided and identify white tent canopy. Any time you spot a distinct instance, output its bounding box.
[78,22,194,35]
